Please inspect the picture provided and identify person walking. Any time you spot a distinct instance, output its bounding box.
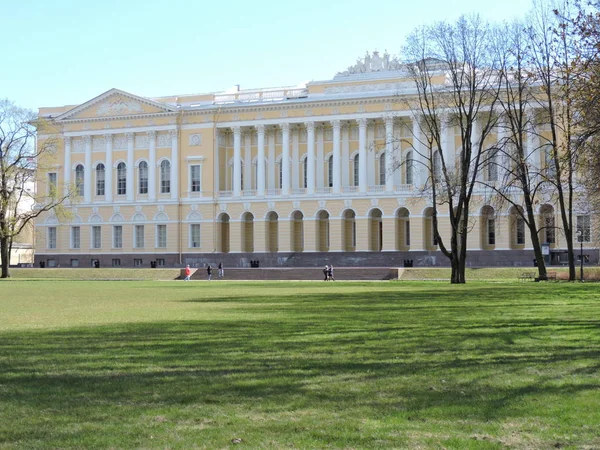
[207,264,212,281]
[218,262,224,279]
[328,264,335,281]
[184,264,191,281]
[323,265,329,281]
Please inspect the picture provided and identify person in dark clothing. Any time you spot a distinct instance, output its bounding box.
[328,265,334,281]
[207,265,212,281]
[218,262,224,279]
[323,265,329,281]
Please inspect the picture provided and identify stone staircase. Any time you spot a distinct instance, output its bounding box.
[189,267,398,281]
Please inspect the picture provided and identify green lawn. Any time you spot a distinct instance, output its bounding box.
[0,280,599,449]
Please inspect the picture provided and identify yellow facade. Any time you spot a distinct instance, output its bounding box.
[34,54,586,268]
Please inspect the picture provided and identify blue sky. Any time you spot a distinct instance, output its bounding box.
[3,0,533,111]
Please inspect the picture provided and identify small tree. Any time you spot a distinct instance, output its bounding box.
[0,99,69,278]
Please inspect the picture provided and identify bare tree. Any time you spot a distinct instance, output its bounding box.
[0,99,69,278]
[403,15,501,283]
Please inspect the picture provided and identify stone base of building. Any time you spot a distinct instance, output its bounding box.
[33,249,592,269]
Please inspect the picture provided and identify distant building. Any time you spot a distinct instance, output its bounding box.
[33,52,592,268]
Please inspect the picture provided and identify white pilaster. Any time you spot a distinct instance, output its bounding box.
[441,115,454,173]
[316,126,324,188]
[341,123,350,187]
[83,135,92,203]
[256,124,265,196]
[292,127,299,189]
[470,118,480,181]
[281,123,290,196]
[244,132,252,191]
[170,130,178,200]
[412,117,424,187]
[305,121,315,195]
[332,120,341,194]
[528,110,540,171]
[385,115,394,192]
[267,129,275,189]
[367,122,375,186]
[147,131,156,201]
[104,134,113,202]
[357,118,367,193]
[64,136,71,198]
[126,133,134,202]
[233,126,242,197]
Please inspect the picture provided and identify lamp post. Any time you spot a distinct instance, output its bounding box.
[577,230,584,282]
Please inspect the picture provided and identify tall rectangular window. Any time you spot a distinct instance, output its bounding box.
[545,216,555,244]
[91,226,101,249]
[113,225,123,249]
[488,219,496,245]
[190,165,201,192]
[117,163,127,195]
[405,221,411,246]
[135,225,145,248]
[96,164,105,196]
[156,224,167,248]
[516,217,525,245]
[190,224,200,248]
[48,172,57,193]
[48,227,57,249]
[577,215,591,242]
[71,226,80,249]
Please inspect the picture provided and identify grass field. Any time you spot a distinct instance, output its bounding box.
[1,280,599,449]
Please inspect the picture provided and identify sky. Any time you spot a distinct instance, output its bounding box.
[3,0,534,111]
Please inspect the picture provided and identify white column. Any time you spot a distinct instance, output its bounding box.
[267,130,275,190]
[147,131,156,201]
[470,118,480,180]
[83,135,92,203]
[64,136,71,198]
[256,124,266,196]
[126,133,134,202]
[292,127,299,189]
[332,120,341,194]
[357,118,367,193]
[441,115,455,173]
[280,123,290,196]
[528,110,540,171]
[244,132,252,192]
[341,123,350,187]
[367,123,376,186]
[385,115,394,192]
[215,131,222,194]
[497,116,508,182]
[305,121,315,195]
[170,130,178,200]
[233,126,242,197]
[105,134,113,202]
[316,126,324,188]
[412,116,424,187]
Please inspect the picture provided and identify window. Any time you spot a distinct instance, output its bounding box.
[278,161,283,189]
[48,172,57,193]
[406,151,413,185]
[577,215,591,242]
[160,160,171,194]
[487,151,498,182]
[190,165,201,192]
[380,152,386,185]
[91,226,101,249]
[75,164,84,197]
[240,162,244,190]
[488,219,496,245]
[47,259,56,268]
[117,162,127,195]
[113,225,123,249]
[71,226,80,249]
[70,259,79,268]
[405,220,411,246]
[303,158,308,188]
[112,259,121,268]
[48,227,57,249]
[328,155,333,187]
[190,224,200,248]
[134,225,145,248]
[353,154,359,186]
[96,164,105,196]
[156,258,165,267]
[139,161,148,194]
[134,258,143,267]
[156,224,167,248]
[516,217,525,245]
[545,216,555,244]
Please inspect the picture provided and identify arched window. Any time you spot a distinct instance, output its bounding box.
[117,162,126,195]
[139,161,148,194]
[160,160,170,194]
[353,154,359,187]
[406,151,413,185]
[96,164,105,196]
[75,164,84,197]
[328,155,333,187]
[379,152,386,185]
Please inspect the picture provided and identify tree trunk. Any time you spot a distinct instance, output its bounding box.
[1,236,11,279]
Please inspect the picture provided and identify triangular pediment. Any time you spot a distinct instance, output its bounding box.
[55,88,177,121]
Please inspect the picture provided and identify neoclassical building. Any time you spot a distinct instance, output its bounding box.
[34,52,593,268]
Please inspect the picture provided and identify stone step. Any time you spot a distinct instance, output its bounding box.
[189,267,398,281]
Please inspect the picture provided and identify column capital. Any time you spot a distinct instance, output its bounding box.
[169,129,178,139]
[356,118,367,127]
[103,133,113,142]
[233,125,241,136]
[83,135,92,145]
[64,136,72,145]
[384,114,395,127]
[126,132,134,142]
[331,119,341,130]
[304,121,315,132]
[147,130,157,140]
[280,123,290,132]
[256,124,265,134]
